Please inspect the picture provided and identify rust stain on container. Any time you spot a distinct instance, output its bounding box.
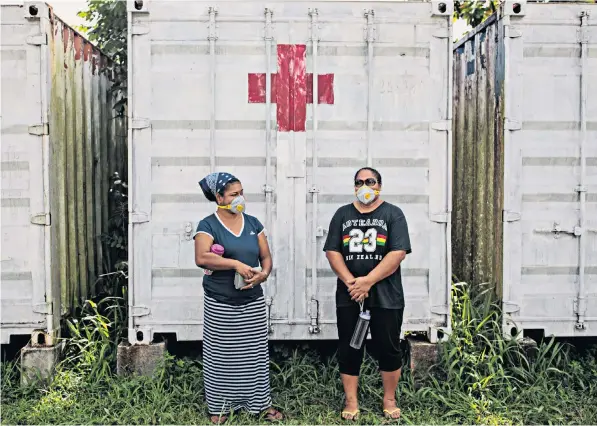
[45,10,124,314]
[74,33,82,61]
[452,15,504,297]
[83,42,92,62]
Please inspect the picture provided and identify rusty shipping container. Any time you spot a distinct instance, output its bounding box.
[1,2,126,345]
[453,0,597,337]
[127,0,454,344]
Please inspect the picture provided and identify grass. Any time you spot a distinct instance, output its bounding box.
[1,282,596,425]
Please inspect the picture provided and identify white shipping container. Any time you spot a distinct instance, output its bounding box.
[453,1,597,338]
[127,0,453,343]
[1,3,123,345]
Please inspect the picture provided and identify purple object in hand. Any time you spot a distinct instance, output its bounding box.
[204,244,225,276]
[210,244,225,256]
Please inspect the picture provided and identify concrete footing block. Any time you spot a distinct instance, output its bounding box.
[117,341,166,376]
[407,338,439,381]
[20,343,60,386]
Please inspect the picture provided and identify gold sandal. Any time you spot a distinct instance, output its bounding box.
[341,409,360,421]
[383,407,401,419]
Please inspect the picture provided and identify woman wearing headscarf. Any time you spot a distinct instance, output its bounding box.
[194,172,283,424]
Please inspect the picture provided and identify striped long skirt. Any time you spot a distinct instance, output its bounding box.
[203,295,272,415]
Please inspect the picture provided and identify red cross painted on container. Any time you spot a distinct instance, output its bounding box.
[248,44,335,132]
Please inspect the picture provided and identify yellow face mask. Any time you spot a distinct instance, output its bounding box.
[217,195,246,214]
[355,186,380,205]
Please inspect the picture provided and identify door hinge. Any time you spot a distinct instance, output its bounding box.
[432,26,450,39]
[431,304,449,315]
[131,211,149,224]
[129,305,150,317]
[131,118,150,130]
[503,301,520,314]
[131,25,150,35]
[504,26,523,38]
[28,123,49,136]
[30,213,51,226]
[431,120,451,132]
[33,302,52,315]
[503,210,521,223]
[430,212,450,223]
[505,119,522,131]
[26,33,47,45]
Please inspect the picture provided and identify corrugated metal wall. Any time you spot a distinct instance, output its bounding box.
[49,11,127,313]
[452,15,505,296]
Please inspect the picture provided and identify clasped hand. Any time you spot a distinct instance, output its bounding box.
[235,262,268,291]
[346,276,374,302]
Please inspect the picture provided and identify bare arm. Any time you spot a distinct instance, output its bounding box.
[194,233,239,270]
[325,251,355,286]
[244,232,273,286]
[366,250,406,284]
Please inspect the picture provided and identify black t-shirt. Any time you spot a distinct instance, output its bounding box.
[323,201,412,309]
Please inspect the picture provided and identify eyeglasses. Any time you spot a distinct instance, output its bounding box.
[355,178,378,188]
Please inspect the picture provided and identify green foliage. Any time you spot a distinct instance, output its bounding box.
[454,0,497,28]
[2,282,596,425]
[77,0,127,113]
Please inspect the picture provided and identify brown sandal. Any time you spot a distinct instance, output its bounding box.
[263,407,284,422]
[210,415,228,424]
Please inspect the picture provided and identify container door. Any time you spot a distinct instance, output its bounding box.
[1,4,50,343]
[128,0,453,342]
[501,3,597,338]
[302,2,453,342]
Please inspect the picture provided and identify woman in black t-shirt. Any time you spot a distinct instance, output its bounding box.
[323,167,412,421]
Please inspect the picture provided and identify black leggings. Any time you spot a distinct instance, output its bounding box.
[336,305,404,376]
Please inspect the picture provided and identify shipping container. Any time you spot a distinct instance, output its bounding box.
[128,0,453,344]
[0,2,125,345]
[453,0,597,338]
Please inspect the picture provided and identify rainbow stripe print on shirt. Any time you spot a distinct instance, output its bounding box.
[376,234,387,246]
[343,235,350,247]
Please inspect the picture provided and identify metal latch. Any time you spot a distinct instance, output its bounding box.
[30,213,51,226]
[26,34,47,45]
[309,298,320,334]
[33,302,52,315]
[28,123,49,136]
[131,211,149,224]
[129,305,150,317]
[130,118,150,130]
[263,185,274,194]
[534,222,581,239]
